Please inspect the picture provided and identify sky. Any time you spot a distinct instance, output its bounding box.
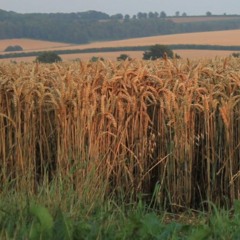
[0,0,239,16]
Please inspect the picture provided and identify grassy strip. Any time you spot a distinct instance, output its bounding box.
[1,184,240,240]
[0,44,240,59]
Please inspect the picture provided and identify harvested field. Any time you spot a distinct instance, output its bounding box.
[174,49,234,59]
[0,49,234,63]
[0,29,240,56]
[168,16,240,23]
[72,29,240,49]
[0,38,73,52]
[0,51,144,63]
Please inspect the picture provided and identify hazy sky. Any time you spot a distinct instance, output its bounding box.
[0,0,239,16]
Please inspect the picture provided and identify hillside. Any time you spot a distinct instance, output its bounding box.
[1,30,240,61]
[0,9,240,44]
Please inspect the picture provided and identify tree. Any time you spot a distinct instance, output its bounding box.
[148,12,155,19]
[182,12,187,17]
[110,13,123,20]
[137,12,147,19]
[160,11,167,18]
[36,52,62,63]
[124,14,130,21]
[117,54,132,61]
[143,44,174,60]
[206,11,212,16]
[4,45,23,52]
[231,52,240,58]
[175,11,180,17]
[90,56,104,62]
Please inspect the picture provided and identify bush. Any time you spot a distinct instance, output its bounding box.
[232,52,240,58]
[90,56,104,62]
[143,44,174,60]
[36,52,62,63]
[117,54,132,61]
[4,45,23,52]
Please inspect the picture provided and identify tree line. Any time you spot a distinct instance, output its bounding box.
[0,9,240,44]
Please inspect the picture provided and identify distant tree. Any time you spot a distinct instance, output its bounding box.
[182,12,187,17]
[117,54,132,61]
[90,56,104,62]
[110,14,123,20]
[4,45,23,52]
[124,14,130,21]
[137,12,147,19]
[77,11,110,20]
[231,52,240,58]
[160,11,167,18]
[148,12,155,19]
[143,44,174,60]
[175,11,180,17]
[153,12,159,18]
[206,11,212,16]
[36,52,62,63]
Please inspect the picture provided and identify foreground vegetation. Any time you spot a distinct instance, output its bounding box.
[2,183,240,239]
[0,57,239,238]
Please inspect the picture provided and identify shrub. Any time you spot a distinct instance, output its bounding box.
[232,52,240,58]
[4,45,23,52]
[143,44,174,60]
[36,52,62,63]
[117,54,132,61]
[90,56,104,62]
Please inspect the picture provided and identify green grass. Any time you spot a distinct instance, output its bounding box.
[1,181,240,240]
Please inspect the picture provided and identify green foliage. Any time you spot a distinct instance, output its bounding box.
[90,56,104,62]
[2,188,240,239]
[143,44,174,60]
[4,45,23,52]
[53,209,73,240]
[117,53,132,61]
[0,9,240,44]
[36,52,62,63]
[29,203,53,240]
[232,52,240,58]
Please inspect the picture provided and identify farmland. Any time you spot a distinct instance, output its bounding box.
[0,57,240,238]
[0,39,73,53]
[0,29,240,62]
[168,15,240,23]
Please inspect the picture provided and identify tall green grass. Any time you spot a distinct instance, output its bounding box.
[1,182,240,240]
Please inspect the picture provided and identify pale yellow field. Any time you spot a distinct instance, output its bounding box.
[73,29,240,49]
[169,16,240,23]
[0,51,143,62]
[1,29,240,54]
[0,39,73,52]
[0,29,239,61]
[0,49,235,63]
[174,49,234,59]
[61,50,235,60]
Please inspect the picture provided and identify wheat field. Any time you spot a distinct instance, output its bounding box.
[0,57,239,210]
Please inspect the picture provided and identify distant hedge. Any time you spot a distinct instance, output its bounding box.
[1,44,240,59]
